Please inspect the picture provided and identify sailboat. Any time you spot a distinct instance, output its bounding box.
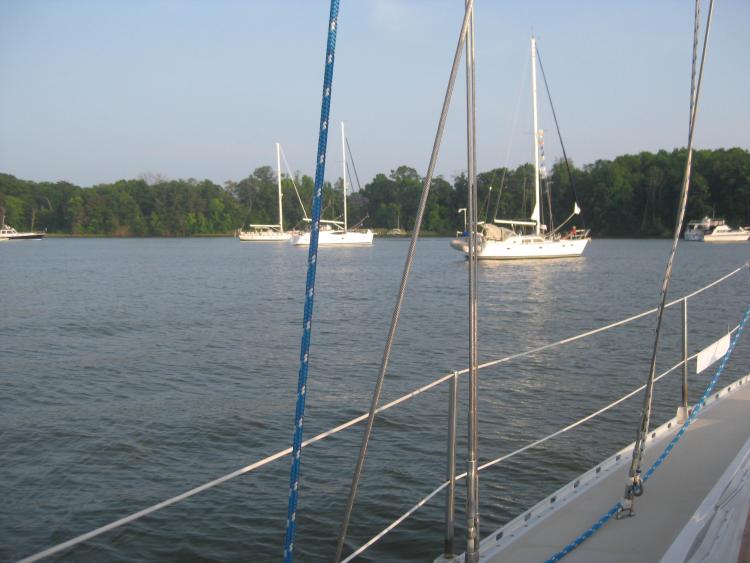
[291,122,374,247]
[238,143,292,242]
[451,37,590,260]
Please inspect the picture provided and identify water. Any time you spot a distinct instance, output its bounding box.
[1,238,748,562]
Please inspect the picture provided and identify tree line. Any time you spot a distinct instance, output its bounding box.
[1,147,748,237]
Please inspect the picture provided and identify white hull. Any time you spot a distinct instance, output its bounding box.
[703,232,749,243]
[0,225,45,240]
[1,233,45,240]
[292,229,374,246]
[683,231,704,241]
[452,234,589,260]
[238,231,292,242]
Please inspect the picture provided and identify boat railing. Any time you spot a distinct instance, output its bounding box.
[569,229,590,239]
[19,263,750,563]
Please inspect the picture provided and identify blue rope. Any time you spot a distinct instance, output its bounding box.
[543,301,750,563]
[283,1,340,561]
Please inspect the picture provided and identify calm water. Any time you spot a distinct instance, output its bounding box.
[1,238,749,562]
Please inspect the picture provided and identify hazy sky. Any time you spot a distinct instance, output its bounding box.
[1,0,748,188]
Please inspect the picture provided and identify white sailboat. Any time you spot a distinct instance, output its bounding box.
[451,37,590,260]
[291,122,374,247]
[238,143,292,242]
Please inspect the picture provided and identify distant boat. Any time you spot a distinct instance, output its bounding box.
[291,122,373,247]
[702,224,750,243]
[0,224,45,240]
[450,37,589,260]
[684,216,725,241]
[238,143,295,242]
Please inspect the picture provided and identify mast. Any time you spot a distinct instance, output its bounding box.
[341,121,348,232]
[276,142,283,232]
[530,36,541,236]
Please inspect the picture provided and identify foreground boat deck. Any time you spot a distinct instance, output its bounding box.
[480,375,750,563]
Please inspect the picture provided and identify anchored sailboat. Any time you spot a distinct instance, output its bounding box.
[238,143,292,242]
[451,37,590,260]
[291,122,373,246]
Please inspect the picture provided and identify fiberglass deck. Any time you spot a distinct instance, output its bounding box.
[479,374,750,563]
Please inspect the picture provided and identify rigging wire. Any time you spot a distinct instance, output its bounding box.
[345,138,363,192]
[344,138,368,226]
[333,2,475,560]
[622,0,714,517]
[535,46,584,228]
[491,52,529,222]
[280,145,309,220]
[464,2,480,560]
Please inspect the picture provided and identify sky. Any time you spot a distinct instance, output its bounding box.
[0,0,748,188]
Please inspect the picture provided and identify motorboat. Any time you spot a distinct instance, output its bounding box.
[684,216,725,241]
[702,224,750,243]
[0,224,45,240]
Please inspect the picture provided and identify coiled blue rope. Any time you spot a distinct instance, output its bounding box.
[544,301,750,563]
[283,1,340,561]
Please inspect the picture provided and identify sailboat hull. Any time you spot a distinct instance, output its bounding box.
[292,230,374,246]
[238,231,292,242]
[452,235,589,259]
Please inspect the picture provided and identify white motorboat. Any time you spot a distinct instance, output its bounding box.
[291,122,373,247]
[684,216,725,241]
[0,224,45,240]
[702,224,750,243]
[238,143,296,242]
[450,37,589,260]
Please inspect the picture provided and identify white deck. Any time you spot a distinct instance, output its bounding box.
[479,375,750,563]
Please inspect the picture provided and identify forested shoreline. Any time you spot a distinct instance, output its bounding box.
[1,147,748,237]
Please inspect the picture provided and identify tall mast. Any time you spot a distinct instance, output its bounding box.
[530,36,541,236]
[276,142,283,232]
[341,121,348,232]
